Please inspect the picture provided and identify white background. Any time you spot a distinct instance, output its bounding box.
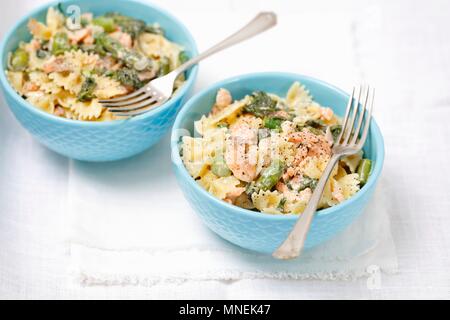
[1,0,449,299]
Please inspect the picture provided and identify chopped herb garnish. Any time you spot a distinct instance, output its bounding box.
[278,197,287,212]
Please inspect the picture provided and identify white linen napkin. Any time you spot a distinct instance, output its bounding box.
[67,134,397,286]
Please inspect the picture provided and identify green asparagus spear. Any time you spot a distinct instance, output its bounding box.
[94,33,152,71]
[255,159,284,191]
[357,158,372,186]
[158,57,171,76]
[103,13,164,39]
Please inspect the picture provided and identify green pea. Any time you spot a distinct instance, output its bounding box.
[52,32,71,55]
[263,117,283,130]
[92,16,116,33]
[10,48,29,71]
[178,51,189,64]
[357,158,372,186]
[211,154,231,177]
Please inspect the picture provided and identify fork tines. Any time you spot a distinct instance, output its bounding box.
[336,85,374,149]
[99,86,165,117]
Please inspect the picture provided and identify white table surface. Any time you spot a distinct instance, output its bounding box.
[1,0,449,299]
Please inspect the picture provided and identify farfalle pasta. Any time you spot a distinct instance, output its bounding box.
[181,82,373,215]
[5,7,187,121]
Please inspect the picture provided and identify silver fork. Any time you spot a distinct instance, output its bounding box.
[272,85,375,260]
[99,12,277,117]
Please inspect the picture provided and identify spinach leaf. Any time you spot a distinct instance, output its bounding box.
[298,176,318,191]
[77,76,97,102]
[144,24,164,35]
[244,91,278,117]
[330,124,342,142]
[111,68,143,89]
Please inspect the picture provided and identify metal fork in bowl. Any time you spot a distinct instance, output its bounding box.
[272,85,375,260]
[99,12,277,117]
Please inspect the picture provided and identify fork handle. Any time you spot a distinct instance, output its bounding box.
[173,12,277,75]
[272,154,341,260]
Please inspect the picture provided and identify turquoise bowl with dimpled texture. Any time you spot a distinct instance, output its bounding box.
[0,0,198,161]
[171,72,384,254]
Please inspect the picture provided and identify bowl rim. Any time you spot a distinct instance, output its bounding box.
[0,0,199,127]
[171,71,385,221]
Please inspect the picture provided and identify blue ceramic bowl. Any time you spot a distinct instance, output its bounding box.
[0,0,198,161]
[171,72,384,254]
